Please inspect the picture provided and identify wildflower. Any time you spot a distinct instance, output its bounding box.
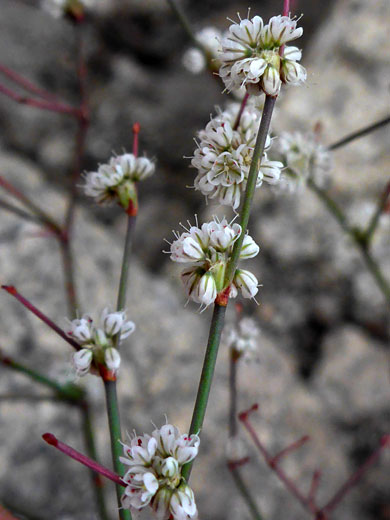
[83,153,155,213]
[272,131,331,192]
[192,103,283,209]
[66,308,135,378]
[120,423,199,519]
[219,14,305,96]
[223,317,260,358]
[182,27,224,74]
[168,216,260,307]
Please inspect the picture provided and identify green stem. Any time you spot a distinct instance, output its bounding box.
[224,96,276,287]
[182,303,227,481]
[166,0,203,49]
[365,182,390,245]
[308,179,390,303]
[115,215,137,319]
[80,403,110,520]
[328,115,390,151]
[229,467,264,520]
[228,351,264,520]
[60,237,79,318]
[104,380,131,520]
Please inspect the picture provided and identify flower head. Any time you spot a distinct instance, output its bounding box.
[271,131,331,192]
[219,14,305,96]
[120,423,199,519]
[168,216,260,307]
[183,27,224,74]
[224,316,260,358]
[83,153,155,212]
[66,308,135,378]
[192,103,283,209]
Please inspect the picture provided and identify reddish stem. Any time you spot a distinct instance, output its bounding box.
[42,433,125,487]
[233,92,249,131]
[132,122,140,157]
[0,63,59,102]
[271,435,310,466]
[1,285,80,350]
[279,0,291,57]
[239,404,318,515]
[308,470,321,509]
[227,456,251,471]
[319,435,390,517]
[0,83,79,117]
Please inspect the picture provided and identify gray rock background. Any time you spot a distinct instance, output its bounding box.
[0,1,389,519]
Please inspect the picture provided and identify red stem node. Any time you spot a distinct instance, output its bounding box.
[227,456,251,471]
[238,403,259,422]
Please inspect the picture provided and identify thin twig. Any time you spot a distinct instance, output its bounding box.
[0,63,59,101]
[1,285,80,350]
[0,197,39,222]
[365,181,390,245]
[0,83,79,117]
[42,433,125,487]
[233,92,250,131]
[328,116,390,151]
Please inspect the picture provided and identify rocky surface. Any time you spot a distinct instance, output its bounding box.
[0,0,389,519]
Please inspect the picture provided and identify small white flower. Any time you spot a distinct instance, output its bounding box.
[272,131,331,192]
[192,104,279,208]
[170,484,198,520]
[121,423,199,519]
[66,307,135,377]
[104,347,121,372]
[224,317,260,357]
[219,14,305,95]
[170,216,260,307]
[66,316,93,343]
[183,27,223,74]
[72,348,93,376]
[233,269,259,299]
[83,152,155,208]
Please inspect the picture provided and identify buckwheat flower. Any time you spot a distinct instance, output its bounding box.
[183,27,223,74]
[168,216,260,306]
[233,269,259,299]
[224,317,260,357]
[120,423,199,519]
[66,308,135,377]
[83,152,155,211]
[219,14,305,96]
[72,347,93,377]
[272,131,331,192]
[192,104,281,209]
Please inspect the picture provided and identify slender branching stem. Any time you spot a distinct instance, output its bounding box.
[224,96,276,288]
[0,83,79,116]
[228,464,264,520]
[328,115,390,151]
[308,179,390,303]
[227,350,264,520]
[80,402,110,520]
[365,181,390,245]
[104,380,131,520]
[233,92,250,131]
[166,0,203,49]
[0,197,39,222]
[182,302,227,481]
[0,63,59,101]
[43,432,125,487]
[1,285,81,350]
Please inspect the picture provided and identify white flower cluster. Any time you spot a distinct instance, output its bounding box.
[120,423,199,519]
[169,217,260,307]
[83,153,155,210]
[219,15,306,96]
[223,317,260,358]
[66,308,135,377]
[182,27,223,74]
[273,131,331,192]
[192,103,283,209]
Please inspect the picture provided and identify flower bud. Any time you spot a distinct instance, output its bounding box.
[261,65,281,96]
[160,456,180,478]
[93,328,108,347]
[234,269,259,299]
[170,484,197,519]
[73,348,93,376]
[151,487,174,520]
[102,309,124,336]
[195,272,217,306]
[104,348,121,371]
[240,235,260,259]
[281,60,307,85]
